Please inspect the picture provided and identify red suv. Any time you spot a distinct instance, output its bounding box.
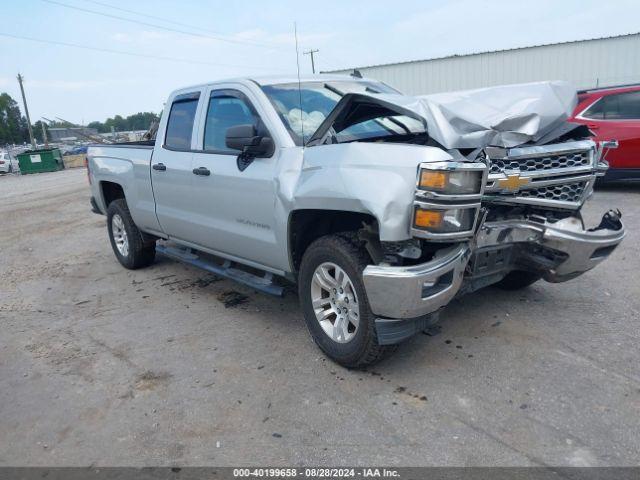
[570,84,640,181]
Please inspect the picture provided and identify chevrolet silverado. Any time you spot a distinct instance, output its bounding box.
[87,75,625,367]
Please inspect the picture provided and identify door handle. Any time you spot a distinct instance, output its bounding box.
[152,163,167,171]
[192,167,211,176]
[587,124,600,130]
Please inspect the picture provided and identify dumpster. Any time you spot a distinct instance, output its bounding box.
[17,148,65,174]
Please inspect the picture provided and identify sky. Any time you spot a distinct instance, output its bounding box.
[1,0,639,124]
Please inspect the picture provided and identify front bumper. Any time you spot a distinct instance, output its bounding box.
[363,244,470,319]
[362,210,625,321]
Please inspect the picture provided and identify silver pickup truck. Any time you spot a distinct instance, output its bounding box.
[88,74,625,367]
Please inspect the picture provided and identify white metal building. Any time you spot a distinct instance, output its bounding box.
[328,33,640,95]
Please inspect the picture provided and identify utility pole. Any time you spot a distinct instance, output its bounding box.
[303,49,319,74]
[17,74,37,150]
[41,121,49,148]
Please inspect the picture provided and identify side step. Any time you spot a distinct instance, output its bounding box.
[156,243,284,297]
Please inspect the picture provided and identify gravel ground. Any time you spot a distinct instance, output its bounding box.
[1,169,639,467]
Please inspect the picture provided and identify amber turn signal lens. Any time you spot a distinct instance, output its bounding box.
[419,170,447,190]
[414,208,443,228]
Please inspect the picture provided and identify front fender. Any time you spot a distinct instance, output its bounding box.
[295,143,453,241]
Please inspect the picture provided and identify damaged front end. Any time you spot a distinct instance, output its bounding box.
[361,139,625,344]
[301,80,625,344]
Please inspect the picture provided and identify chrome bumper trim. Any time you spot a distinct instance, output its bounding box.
[476,214,625,281]
[539,216,625,281]
[363,244,470,319]
[363,211,624,319]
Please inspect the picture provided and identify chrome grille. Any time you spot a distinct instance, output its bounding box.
[483,140,598,209]
[489,151,592,174]
[518,181,588,203]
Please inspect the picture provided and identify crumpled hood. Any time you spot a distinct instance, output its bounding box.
[308,81,578,150]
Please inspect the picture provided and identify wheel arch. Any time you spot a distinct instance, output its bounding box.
[287,209,379,275]
[100,181,126,208]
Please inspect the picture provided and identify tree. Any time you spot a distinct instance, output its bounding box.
[89,112,160,134]
[0,93,161,145]
[87,120,105,133]
[0,92,29,145]
[33,120,50,143]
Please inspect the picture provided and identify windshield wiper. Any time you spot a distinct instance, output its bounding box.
[324,83,344,97]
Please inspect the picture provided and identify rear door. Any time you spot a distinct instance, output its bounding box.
[576,90,640,169]
[151,90,203,239]
[188,85,281,268]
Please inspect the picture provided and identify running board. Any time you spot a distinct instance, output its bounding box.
[156,243,284,297]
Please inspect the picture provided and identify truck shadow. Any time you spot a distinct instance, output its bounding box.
[149,252,573,372]
[594,182,640,193]
[373,283,551,371]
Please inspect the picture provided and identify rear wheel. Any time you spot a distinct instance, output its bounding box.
[298,234,395,368]
[494,270,542,290]
[106,198,156,269]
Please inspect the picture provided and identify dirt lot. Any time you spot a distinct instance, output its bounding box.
[1,169,639,467]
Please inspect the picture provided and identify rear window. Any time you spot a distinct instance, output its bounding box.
[583,91,640,120]
[165,95,199,150]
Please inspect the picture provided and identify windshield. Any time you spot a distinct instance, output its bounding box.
[262,81,424,145]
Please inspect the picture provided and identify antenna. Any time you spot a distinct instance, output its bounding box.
[294,22,304,146]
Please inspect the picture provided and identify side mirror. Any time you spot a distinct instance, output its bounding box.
[225,124,273,157]
[600,139,619,149]
[596,139,619,167]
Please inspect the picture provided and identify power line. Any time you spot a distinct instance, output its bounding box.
[83,0,254,43]
[0,32,285,70]
[42,0,287,50]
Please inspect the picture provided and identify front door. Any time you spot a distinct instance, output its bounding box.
[188,87,281,269]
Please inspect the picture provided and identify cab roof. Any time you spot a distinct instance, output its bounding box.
[171,74,375,95]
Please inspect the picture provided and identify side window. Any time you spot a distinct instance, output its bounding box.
[203,92,259,152]
[583,98,604,119]
[584,91,640,120]
[164,94,199,150]
[603,91,640,120]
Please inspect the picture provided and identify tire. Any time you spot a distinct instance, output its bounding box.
[106,198,156,269]
[494,270,542,290]
[298,233,396,368]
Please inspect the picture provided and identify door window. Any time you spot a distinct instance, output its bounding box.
[164,94,199,150]
[603,91,640,119]
[203,92,259,152]
[583,91,640,120]
[582,98,604,119]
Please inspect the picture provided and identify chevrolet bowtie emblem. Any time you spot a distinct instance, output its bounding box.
[497,173,530,192]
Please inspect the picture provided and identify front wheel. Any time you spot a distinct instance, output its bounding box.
[106,198,156,269]
[298,234,395,368]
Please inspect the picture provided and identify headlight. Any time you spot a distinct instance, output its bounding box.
[413,205,477,234]
[411,161,487,240]
[418,169,483,195]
